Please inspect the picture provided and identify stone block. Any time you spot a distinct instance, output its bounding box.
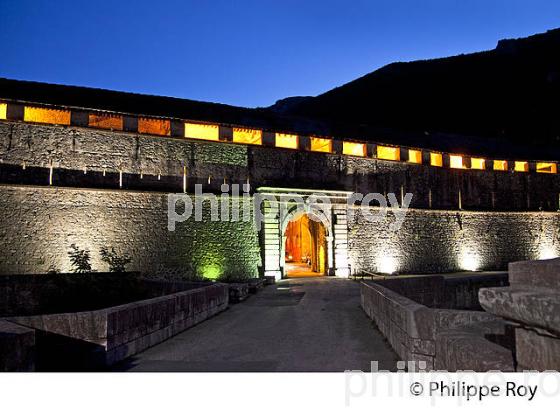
[508,258,560,289]
[516,327,560,371]
[227,282,249,303]
[479,286,560,335]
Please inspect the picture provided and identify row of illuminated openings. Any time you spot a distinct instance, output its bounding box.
[0,103,557,174]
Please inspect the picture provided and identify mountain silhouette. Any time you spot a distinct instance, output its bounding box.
[269,28,560,160]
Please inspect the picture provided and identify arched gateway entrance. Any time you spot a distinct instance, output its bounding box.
[284,213,328,277]
[256,187,352,280]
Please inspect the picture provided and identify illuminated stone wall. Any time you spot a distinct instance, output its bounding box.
[2,122,560,276]
[0,185,261,277]
[348,207,560,274]
[1,122,559,211]
[0,122,248,177]
[1,183,559,276]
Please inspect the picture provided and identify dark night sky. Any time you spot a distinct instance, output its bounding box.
[1,0,559,107]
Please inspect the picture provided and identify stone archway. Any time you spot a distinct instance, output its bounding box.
[256,188,352,280]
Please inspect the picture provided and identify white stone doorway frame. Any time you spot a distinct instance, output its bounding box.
[256,187,352,280]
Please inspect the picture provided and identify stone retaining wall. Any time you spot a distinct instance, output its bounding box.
[2,184,559,276]
[360,280,515,371]
[7,282,228,369]
[0,185,261,276]
[349,208,560,274]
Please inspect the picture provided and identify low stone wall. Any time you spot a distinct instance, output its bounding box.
[480,258,560,371]
[377,273,508,310]
[0,272,191,317]
[360,280,515,371]
[442,274,509,310]
[7,282,228,370]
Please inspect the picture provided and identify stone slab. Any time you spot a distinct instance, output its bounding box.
[479,286,560,336]
[508,258,560,289]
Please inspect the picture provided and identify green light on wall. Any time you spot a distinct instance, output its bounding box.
[200,264,222,279]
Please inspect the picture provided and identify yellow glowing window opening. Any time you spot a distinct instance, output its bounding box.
[24,106,71,125]
[233,127,262,145]
[310,137,332,153]
[430,152,443,167]
[449,155,464,169]
[514,161,528,172]
[342,141,366,157]
[184,123,219,141]
[275,133,298,149]
[377,145,400,161]
[89,113,123,130]
[408,149,422,164]
[470,158,485,170]
[536,162,557,174]
[493,160,508,171]
[0,103,7,120]
[138,118,171,136]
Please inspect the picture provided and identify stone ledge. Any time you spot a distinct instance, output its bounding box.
[479,286,560,336]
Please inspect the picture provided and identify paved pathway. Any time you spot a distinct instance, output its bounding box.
[115,277,398,371]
